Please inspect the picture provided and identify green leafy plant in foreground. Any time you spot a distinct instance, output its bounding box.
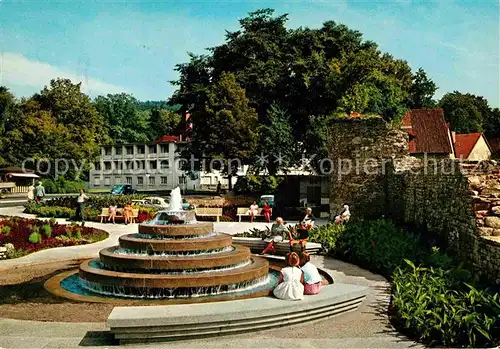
[392,259,500,348]
[28,232,42,244]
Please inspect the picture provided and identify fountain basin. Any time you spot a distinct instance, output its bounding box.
[79,257,269,289]
[99,244,251,270]
[118,233,232,252]
[139,222,212,236]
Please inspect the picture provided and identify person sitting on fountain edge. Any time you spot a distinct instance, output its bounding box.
[260,217,286,255]
[288,207,315,252]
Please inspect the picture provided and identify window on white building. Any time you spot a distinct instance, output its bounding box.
[115,147,122,155]
[104,147,112,156]
[137,177,144,185]
[126,177,132,184]
[149,177,155,185]
[160,144,169,153]
[126,146,133,155]
[104,162,112,170]
[137,145,145,154]
[160,160,169,170]
[94,177,100,186]
[161,177,168,185]
[149,145,157,154]
[104,177,111,186]
[149,161,158,170]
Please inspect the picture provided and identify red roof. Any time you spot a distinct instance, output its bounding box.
[402,109,453,155]
[155,135,180,143]
[454,133,483,159]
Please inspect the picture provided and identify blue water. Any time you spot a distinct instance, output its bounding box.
[60,270,280,300]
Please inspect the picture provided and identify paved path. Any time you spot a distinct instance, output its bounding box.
[0,206,420,348]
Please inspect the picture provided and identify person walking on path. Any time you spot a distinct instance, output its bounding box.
[35,182,45,204]
[76,189,89,226]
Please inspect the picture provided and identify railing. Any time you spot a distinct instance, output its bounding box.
[11,186,30,193]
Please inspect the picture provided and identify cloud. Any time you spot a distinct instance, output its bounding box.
[0,52,127,97]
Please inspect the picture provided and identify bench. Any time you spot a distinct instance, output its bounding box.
[236,207,272,222]
[99,208,139,223]
[195,207,223,222]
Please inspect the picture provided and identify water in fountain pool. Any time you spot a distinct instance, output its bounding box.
[60,270,280,299]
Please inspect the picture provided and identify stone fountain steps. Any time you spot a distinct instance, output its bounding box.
[108,283,368,344]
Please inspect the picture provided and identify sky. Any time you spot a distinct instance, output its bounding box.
[0,0,499,107]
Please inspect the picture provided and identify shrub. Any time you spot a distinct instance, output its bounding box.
[335,219,423,277]
[5,248,27,259]
[392,259,500,348]
[308,223,344,254]
[1,225,11,235]
[49,217,57,226]
[41,224,52,238]
[28,232,42,244]
[41,177,85,194]
[74,229,82,240]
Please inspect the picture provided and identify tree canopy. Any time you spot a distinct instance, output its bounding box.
[170,9,438,171]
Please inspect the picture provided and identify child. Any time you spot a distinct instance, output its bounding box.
[273,252,304,300]
[300,252,322,295]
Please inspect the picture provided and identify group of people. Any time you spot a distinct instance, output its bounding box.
[27,182,46,203]
[106,202,134,224]
[273,251,323,300]
[247,200,272,223]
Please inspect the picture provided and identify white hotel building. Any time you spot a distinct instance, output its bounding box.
[89,138,245,191]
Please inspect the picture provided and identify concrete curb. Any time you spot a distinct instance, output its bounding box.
[108,283,368,344]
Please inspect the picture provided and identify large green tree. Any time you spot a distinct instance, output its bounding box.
[184,72,259,189]
[148,108,181,141]
[439,91,489,133]
[408,68,438,109]
[94,93,149,143]
[255,104,295,175]
[0,87,24,165]
[170,9,428,170]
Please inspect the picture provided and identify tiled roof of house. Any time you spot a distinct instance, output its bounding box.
[402,109,453,155]
[155,135,180,143]
[454,133,483,159]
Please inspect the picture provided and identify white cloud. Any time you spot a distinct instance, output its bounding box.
[0,52,127,97]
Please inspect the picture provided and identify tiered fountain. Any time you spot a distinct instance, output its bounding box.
[49,188,275,301]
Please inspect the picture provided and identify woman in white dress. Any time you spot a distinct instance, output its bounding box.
[247,201,259,223]
[335,204,351,224]
[273,252,304,300]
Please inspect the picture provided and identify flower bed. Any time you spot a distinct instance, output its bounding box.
[0,217,109,259]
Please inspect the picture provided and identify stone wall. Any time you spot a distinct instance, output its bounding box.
[327,117,500,284]
[328,117,408,218]
[387,161,500,283]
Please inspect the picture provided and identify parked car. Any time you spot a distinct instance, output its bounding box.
[259,194,275,207]
[111,184,136,195]
[144,197,170,208]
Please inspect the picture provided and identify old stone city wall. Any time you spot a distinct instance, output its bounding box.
[328,117,500,283]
